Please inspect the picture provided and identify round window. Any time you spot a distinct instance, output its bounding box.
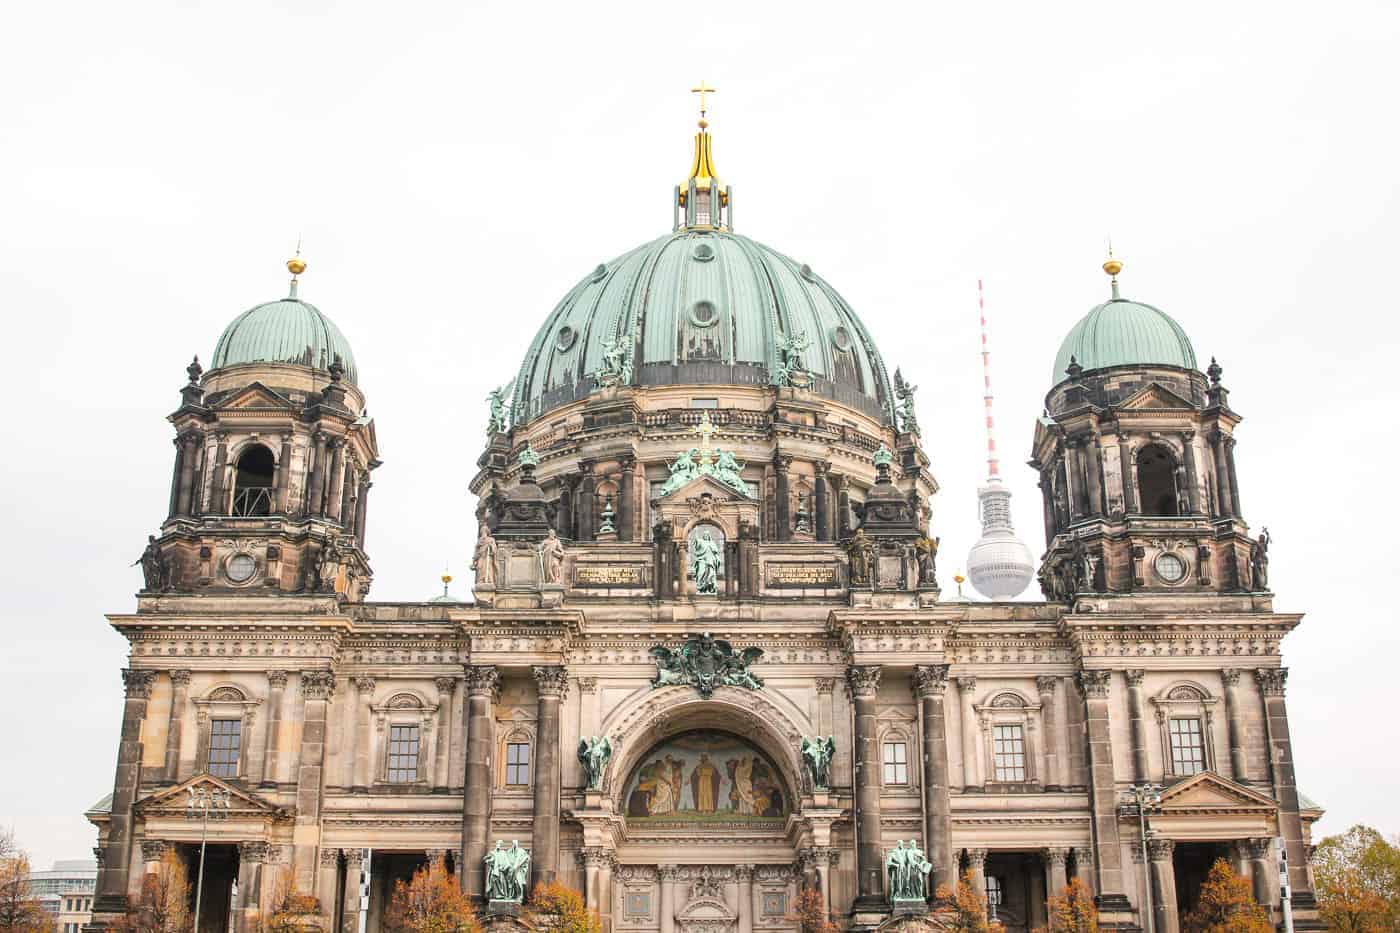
[692,242,716,262]
[1154,552,1188,584]
[800,263,816,281]
[689,300,718,328]
[556,326,577,352]
[226,553,258,584]
[589,263,608,283]
[830,325,853,352]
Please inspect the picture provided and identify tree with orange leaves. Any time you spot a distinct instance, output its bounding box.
[110,851,192,933]
[1044,878,1098,933]
[1180,859,1270,933]
[528,881,601,933]
[1312,824,1400,933]
[0,829,54,933]
[384,855,480,933]
[785,887,838,933]
[932,872,1001,933]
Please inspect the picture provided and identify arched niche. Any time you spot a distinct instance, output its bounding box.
[621,729,791,823]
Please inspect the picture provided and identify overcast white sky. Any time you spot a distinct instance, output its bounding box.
[2,0,1397,870]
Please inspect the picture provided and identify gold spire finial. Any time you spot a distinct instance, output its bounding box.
[1102,238,1122,278]
[691,80,716,126]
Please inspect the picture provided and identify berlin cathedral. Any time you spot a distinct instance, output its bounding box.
[86,102,1322,933]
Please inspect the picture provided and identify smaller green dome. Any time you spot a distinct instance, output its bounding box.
[1052,297,1196,384]
[211,296,358,384]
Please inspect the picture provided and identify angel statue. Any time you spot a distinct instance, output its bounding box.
[800,735,836,789]
[649,646,689,687]
[894,368,920,436]
[721,646,765,690]
[596,335,633,387]
[577,735,613,790]
[486,382,513,436]
[775,331,813,387]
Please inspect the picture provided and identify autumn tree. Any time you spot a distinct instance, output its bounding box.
[383,856,479,933]
[528,881,601,933]
[111,851,192,933]
[932,872,1001,933]
[1044,878,1098,933]
[1312,824,1400,933]
[0,830,54,933]
[785,887,838,933]
[255,869,323,933]
[1180,859,1270,933]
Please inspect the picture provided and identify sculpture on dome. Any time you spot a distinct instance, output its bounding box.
[691,529,724,594]
[596,335,633,387]
[486,382,513,436]
[800,735,835,789]
[775,331,813,387]
[577,735,613,790]
[894,368,920,436]
[649,633,764,698]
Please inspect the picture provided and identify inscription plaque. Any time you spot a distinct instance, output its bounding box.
[765,562,841,588]
[574,564,646,587]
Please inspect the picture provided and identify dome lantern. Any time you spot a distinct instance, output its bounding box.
[674,82,733,232]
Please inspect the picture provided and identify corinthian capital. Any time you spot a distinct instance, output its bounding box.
[533,665,569,699]
[122,669,156,699]
[912,664,950,699]
[465,665,500,698]
[846,665,882,698]
[300,670,335,701]
[1077,670,1111,699]
[1255,668,1288,697]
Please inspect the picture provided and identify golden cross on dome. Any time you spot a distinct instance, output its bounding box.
[691,81,717,122]
[693,411,718,464]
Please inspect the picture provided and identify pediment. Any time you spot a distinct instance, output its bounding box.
[215,382,297,412]
[659,473,750,503]
[678,896,737,922]
[1118,382,1196,411]
[1158,771,1279,812]
[135,773,289,819]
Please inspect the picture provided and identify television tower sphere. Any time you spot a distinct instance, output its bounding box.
[967,479,1036,599]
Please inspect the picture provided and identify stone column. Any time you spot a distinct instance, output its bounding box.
[965,849,988,914]
[209,433,229,514]
[244,706,266,785]
[433,677,455,791]
[577,466,596,541]
[140,840,166,875]
[236,841,268,933]
[532,666,568,885]
[262,671,288,788]
[353,480,371,546]
[341,849,364,933]
[1125,670,1150,782]
[1036,676,1064,789]
[1039,474,1058,545]
[325,439,346,521]
[914,664,954,894]
[1180,432,1201,514]
[1073,847,1096,897]
[774,457,792,541]
[316,849,339,923]
[657,864,677,933]
[294,671,335,893]
[1077,670,1131,912]
[1045,847,1069,897]
[1064,439,1087,521]
[1255,669,1312,905]
[848,665,885,910]
[461,665,499,899]
[618,456,635,542]
[814,461,831,542]
[162,670,191,783]
[736,864,755,933]
[1209,431,1234,519]
[168,437,186,518]
[1225,438,1243,518]
[1148,838,1178,933]
[276,435,294,514]
[94,668,155,913]
[1221,669,1247,782]
[1117,436,1138,514]
[307,432,328,518]
[957,675,980,790]
[1083,433,1105,516]
[352,676,375,791]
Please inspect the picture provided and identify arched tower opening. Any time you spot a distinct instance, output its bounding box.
[1136,444,1179,517]
[231,443,275,516]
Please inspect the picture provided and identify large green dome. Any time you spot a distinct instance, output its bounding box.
[211,295,359,384]
[510,229,895,426]
[1051,296,1196,385]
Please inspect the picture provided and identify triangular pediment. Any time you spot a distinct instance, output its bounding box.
[1158,771,1279,812]
[1118,382,1196,411]
[215,382,297,412]
[135,773,289,819]
[657,472,750,503]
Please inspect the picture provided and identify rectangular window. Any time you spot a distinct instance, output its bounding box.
[386,725,421,783]
[992,724,1027,782]
[1169,717,1206,775]
[882,741,908,785]
[208,718,242,778]
[506,742,531,786]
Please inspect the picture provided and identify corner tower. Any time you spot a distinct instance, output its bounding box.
[149,255,380,600]
[1029,255,1264,599]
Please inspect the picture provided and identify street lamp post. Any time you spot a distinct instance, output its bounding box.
[1118,784,1162,933]
[186,786,231,933]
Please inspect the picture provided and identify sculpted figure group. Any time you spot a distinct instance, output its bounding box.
[886,839,933,902]
[577,735,613,790]
[483,840,531,904]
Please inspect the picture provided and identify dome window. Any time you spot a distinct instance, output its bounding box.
[830,325,853,353]
[692,242,716,262]
[688,301,719,328]
[1136,444,1180,517]
[231,443,275,516]
[556,326,578,352]
[589,263,608,283]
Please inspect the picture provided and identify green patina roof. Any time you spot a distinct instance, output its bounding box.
[211,296,359,384]
[510,230,895,426]
[1052,297,1196,385]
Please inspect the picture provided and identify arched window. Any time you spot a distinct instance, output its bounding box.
[1151,683,1218,778]
[1136,444,1179,516]
[231,444,275,516]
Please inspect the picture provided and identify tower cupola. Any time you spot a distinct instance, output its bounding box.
[674,82,732,231]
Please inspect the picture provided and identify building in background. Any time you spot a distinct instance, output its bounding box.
[31,859,97,933]
[86,102,1322,933]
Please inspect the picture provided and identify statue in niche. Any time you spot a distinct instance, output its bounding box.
[472,524,497,587]
[691,528,724,595]
[800,736,836,789]
[538,528,565,584]
[577,735,612,790]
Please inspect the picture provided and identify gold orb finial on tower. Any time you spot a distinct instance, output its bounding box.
[441,571,453,586]
[1102,256,1123,277]
[287,256,307,276]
